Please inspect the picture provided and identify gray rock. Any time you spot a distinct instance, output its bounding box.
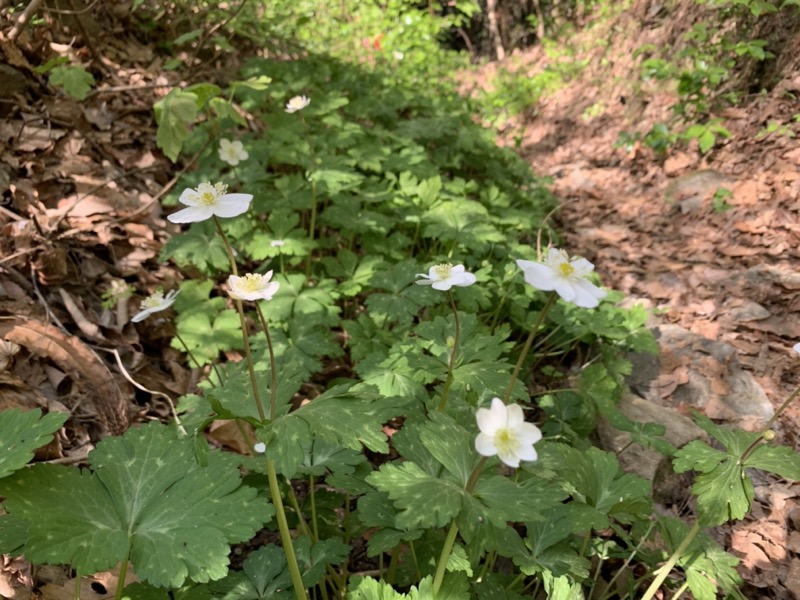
[656,324,774,430]
[596,392,706,481]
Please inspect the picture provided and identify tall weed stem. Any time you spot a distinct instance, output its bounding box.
[502,293,557,404]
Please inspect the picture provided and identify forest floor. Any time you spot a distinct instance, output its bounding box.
[2,2,800,599]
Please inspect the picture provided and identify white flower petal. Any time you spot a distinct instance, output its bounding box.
[496,447,521,468]
[168,206,214,223]
[553,279,578,303]
[212,194,253,218]
[431,280,453,291]
[793,343,800,354]
[570,257,595,277]
[515,422,543,446]
[520,262,559,291]
[476,401,506,435]
[475,433,498,457]
[570,279,606,308]
[453,272,477,287]
[505,403,525,428]
[515,444,538,462]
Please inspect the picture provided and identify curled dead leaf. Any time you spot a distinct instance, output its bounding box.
[0,318,129,434]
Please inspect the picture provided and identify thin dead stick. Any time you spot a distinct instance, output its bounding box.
[113,137,212,224]
[8,0,46,41]
[41,0,100,15]
[108,348,188,436]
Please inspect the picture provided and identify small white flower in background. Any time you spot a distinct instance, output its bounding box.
[793,343,800,354]
[271,240,286,248]
[253,442,266,454]
[218,139,249,166]
[475,397,542,468]
[227,272,280,302]
[415,263,476,291]
[393,51,404,61]
[167,182,253,224]
[131,289,179,323]
[0,340,21,371]
[516,248,607,309]
[285,95,310,113]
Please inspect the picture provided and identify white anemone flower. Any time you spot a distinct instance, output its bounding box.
[167,182,253,224]
[131,289,179,323]
[253,442,266,454]
[227,272,280,302]
[285,95,310,113]
[516,248,607,309]
[415,263,476,291]
[475,397,542,468]
[218,139,249,166]
[271,240,286,248]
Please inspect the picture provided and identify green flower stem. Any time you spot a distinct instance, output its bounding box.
[310,475,319,541]
[502,293,557,404]
[598,521,654,600]
[432,521,459,596]
[114,550,130,600]
[437,290,461,413]
[433,457,487,596]
[213,216,304,599]
[255,304,278,421]
[213,216,267,422]
[640,521,700,600]
[213,215,239,276]
[387,546,400,585]
[172,328,224,385]
[74,574,80,600]
[267,459,309,600]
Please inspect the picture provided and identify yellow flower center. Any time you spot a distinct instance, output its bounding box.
[141,291,165,309]
[239,274,264,292]
[432,263,453,279]
[200,192,216,205]
[494,428,518,456]
[559,262,575,277]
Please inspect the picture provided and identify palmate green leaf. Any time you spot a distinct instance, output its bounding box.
[0,423,273,588]
[692,461,753,526]
[160,222,229,274]
[294,384,408,454]
[0,408,68,479]
[659,516,744,600]
[210,358,304,422]
[368,461,464,530]
[265,274,341,327]
[122,582,211,600]
[746,444,800,480]
[207,545,291,599]
[670,412,799,526]
[357,353,428,404]
[419,412,477,486]
[348,577,407,600]
[538,444,651,524]
[297,437,365,477]
[154,88,199,162]
[174,309,242,365]
[348,575,468,600]
[50,65,95,100]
